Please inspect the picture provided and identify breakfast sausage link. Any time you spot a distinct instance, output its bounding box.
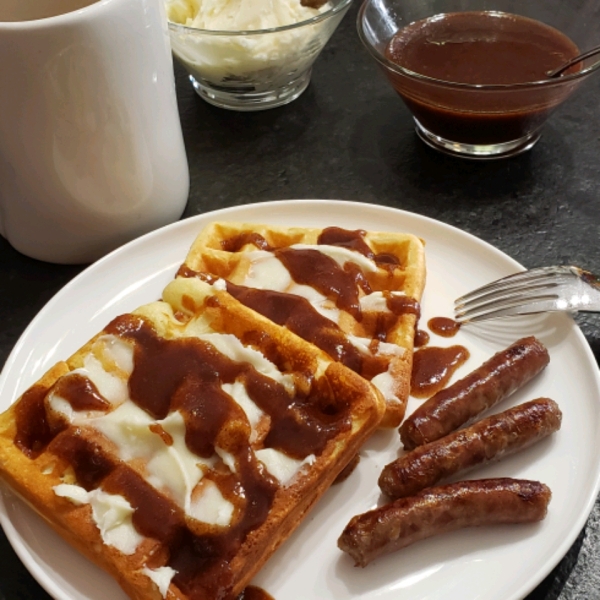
[338,478,551,567]
[380,398,561,499]
[400,336,550,450]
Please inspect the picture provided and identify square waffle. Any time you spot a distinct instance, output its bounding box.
[0,276,385,600]
[177,222,426,427]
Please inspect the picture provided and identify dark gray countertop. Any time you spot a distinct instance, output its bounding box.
[1,2,600,598]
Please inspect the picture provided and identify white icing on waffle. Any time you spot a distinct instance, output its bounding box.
[142,566,178,598]
[255,448,316,485]
[51,319,318,559]
[53,484,144,555]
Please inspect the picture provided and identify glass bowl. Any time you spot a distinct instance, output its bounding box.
[167,0,352,111]
[357,0,600,159]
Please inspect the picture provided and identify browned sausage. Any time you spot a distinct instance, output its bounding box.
[380,398,561,499]
[400,336,550,450]
[338,478,551,567]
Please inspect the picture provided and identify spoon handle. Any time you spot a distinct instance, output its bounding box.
[548,44,600,77]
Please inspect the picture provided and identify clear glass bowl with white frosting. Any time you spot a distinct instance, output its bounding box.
[166,0,352,110]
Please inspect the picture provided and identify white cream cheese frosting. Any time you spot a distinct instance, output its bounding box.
[166,0,328,31]
[142,566,178,598]
[53,484,144,555]
[165,0,337,93]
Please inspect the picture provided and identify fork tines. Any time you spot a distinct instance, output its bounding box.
[454,266,575,323]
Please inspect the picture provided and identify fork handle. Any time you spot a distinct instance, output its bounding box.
[580,269,600,291]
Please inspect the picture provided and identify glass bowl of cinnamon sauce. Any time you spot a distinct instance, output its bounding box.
[358,0,600,159]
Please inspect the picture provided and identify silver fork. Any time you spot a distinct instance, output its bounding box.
[454,265,600,323]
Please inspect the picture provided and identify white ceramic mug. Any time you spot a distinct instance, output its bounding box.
[0,0,190,264]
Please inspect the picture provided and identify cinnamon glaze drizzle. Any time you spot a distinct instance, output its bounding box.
[14,385,54,458]
[276,247,369,321]
[15,313,354,599]
[317,226,401,271]
[217,227,417,325]
[54,374,110,412]
[221,232,272,252]
[187,227,420,381]
[225,281,368,374]
[220,226,402,272]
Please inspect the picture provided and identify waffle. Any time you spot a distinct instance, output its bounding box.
[177,222,426,427]
[0,276,385,600]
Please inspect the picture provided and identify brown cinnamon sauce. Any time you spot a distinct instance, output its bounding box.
[105,315,350,458]
[50,433,117,490]
[384,11,581,145]
[215,227,412,323]
[373,294,421,342]
[276,247,368,321]
[53,374,110,412]
[386,12,579,86]
[410,345,470,398]
[221,232,272,252]
[177,263,207,279]
[317,227,401,270]
[428,317,461,338]
[225,281,369,375]
[14,385,54,458]
[237,586,275,600]
[387,294,420,318]
[149,423,174,446]
[414,329,430,347]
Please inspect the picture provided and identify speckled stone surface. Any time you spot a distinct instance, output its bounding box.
[1,2,600,598]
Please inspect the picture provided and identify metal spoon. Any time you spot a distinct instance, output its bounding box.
[547,44,600,77]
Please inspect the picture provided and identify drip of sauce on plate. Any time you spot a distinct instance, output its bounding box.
[414,329,430,347]
[333,453,361,484]
[410,345,470,398]
[427,317,461,338]
[384,11,581,144]
[237,586,275,600]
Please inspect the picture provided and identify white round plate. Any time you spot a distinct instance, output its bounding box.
[1,200,600,600]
